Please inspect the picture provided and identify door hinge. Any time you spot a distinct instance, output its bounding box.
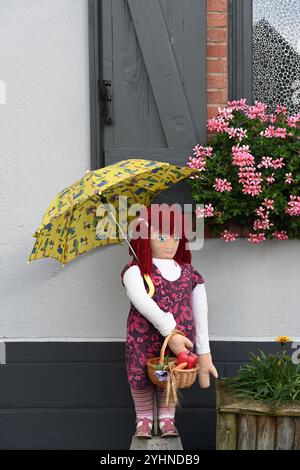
[99,79,112,126]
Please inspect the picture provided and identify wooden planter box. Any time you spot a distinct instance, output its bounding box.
[216,378,300,450]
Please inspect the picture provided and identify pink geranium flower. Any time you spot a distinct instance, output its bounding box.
[285,195,300,216]
[285,173,293,184]
[272,158,285,169]
[226,127,248,141]
[260,126,289,138]
[276,105,288,115]
[257,156,274,169]
[268,113,277,124]
[218,106,234,120]
[286,113,300,127]
[187,156,206,172]
[255,206,267,218]
[245,101,268,121]
[213,178,232,193]
[192,145,213,158]
[248,233,266,243]
[232,144,255,167]
[220,230,239,242]
[265,173,275,184]
[195,204,215,218]
[272,230,289,240]
[257,156,285,169]
[227,98,247,111]
[274,128,288,139]
[253,217,273,231]
[262,199,274,210]
[238,166,262,196]
[253,205,274,231]
[187,145,213,175]
[207,117,229,133]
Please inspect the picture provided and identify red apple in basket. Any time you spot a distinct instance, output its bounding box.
[176,350,198,369]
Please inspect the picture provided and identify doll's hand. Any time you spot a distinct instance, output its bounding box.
[167,333,193,357]
[197,352,218,388]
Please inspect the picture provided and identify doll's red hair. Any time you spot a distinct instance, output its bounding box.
[128,204,192,276]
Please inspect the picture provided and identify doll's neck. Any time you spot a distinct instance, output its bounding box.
[152,257,178,265]
[152,256,179,270]
[152,257,181,280]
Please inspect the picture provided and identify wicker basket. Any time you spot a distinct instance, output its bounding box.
[146,329,199,390]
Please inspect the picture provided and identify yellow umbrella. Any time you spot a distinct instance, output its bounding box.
[28,159,195,269]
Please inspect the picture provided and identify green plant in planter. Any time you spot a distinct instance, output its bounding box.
[224,336,300,407]
[187,99,300,242]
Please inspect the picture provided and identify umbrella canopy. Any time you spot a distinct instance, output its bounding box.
[28,159,195,265]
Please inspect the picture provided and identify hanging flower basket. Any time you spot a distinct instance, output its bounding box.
[187,99,300,243]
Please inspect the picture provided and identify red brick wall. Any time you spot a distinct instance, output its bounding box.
[207,0,228,122]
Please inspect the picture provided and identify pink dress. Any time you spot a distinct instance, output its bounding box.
[121,260,205,390]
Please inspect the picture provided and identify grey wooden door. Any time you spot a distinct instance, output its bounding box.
[100,0,206,204]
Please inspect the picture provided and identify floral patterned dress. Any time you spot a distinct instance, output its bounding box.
[121,259,205,390]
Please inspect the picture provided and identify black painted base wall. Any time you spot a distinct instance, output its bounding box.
[0,341,285,450]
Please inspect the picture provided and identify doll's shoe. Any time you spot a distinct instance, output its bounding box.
[134,417,153,439]
[159,418,179,438]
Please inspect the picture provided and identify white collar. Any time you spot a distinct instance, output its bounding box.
[153,257,175,263]
[152,257,179,267]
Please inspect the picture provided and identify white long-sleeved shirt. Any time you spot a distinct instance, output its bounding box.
[122,257,210,354]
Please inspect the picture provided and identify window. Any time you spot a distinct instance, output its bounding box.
[229,0,300,114]
[253,0,300,114]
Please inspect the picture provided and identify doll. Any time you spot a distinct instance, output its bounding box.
[121,204,218,438]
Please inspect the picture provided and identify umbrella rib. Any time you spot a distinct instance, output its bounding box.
[62,206,76,264]
[31,230,47,261]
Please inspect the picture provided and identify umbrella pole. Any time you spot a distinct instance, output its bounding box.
[100,195,139,262]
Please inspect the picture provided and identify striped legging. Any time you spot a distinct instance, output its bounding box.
[130,383,175,424]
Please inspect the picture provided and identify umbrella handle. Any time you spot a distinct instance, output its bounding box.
[143,274,155,298]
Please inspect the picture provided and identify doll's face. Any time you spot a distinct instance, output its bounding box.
[150,227,180,259]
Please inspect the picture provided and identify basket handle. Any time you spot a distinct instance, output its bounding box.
[159,329,186,364]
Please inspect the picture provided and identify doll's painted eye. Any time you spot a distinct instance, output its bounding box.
[174,234,181,241]
[159,235,167,242]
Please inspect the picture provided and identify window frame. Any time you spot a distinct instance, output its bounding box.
[228,0,253,103]
[88,0,104,170]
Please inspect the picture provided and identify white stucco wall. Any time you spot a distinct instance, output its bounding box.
[0,0,299,343]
